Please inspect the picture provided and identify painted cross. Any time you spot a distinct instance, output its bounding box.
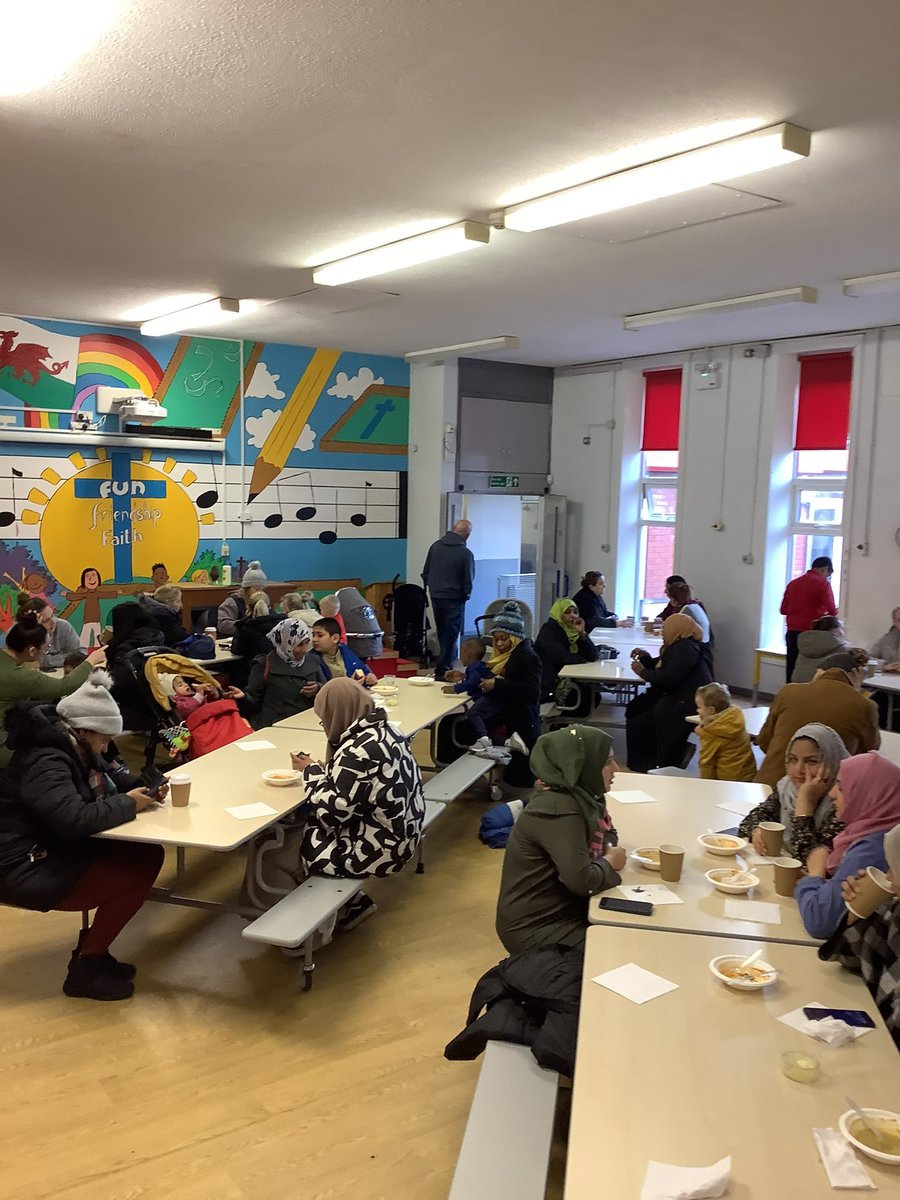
[73,451,166,580]
[359,396,395,440]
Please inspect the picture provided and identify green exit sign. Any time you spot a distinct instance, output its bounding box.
[489,474,520,488]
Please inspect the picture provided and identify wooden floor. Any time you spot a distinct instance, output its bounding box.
[0,733,569,1200]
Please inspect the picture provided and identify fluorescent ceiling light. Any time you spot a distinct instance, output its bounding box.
[405,336,520,364]
[842,271,900,297]
[312,222,490,286]
[141,297,242,337]
[504,123,810,232]
[623,286,817,330]
[0,1,127,97]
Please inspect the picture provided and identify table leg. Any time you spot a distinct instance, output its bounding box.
[751,651,761,706]
[889,692,895,729]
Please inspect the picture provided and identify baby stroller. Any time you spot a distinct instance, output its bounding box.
[385,575,430,664]
[474,598,534,641]
[111,646,175,768]
[336,586,383,658]
[144,652,251,759]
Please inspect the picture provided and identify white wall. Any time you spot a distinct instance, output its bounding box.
[551,328,900,694]
[405,361,457,584]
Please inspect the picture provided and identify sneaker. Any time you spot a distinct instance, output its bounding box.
[336,893,377,932]
[470,736,493,754]
[63,955,135,1001]
[70,934,136,980]
[505,732,529,756]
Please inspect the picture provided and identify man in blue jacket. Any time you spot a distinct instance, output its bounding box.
[422,519,475,680]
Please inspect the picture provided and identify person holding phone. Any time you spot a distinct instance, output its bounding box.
[495,725,626,955]
[795,751,900,939]
[0,670,165,1002]
[819,822,900,1048]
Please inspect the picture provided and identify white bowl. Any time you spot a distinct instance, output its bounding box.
[408,676,434,687]
[698,833,748,857]
[709,954,777,991]
[261,768,302,787]
[372,684,399,697]
[632,846,661,871]
[839,1108,900,1164]
[706,867,759,895]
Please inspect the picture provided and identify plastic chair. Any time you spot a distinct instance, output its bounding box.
[474,598,534,641]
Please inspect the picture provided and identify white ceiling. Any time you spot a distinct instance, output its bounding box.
[4,0,900,365]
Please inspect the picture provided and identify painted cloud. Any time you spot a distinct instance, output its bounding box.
[326,366,384,401]
[246,408,316,452]
[246,362,285,400]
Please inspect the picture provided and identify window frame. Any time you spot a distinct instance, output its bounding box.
[786,456,847,605]
[636,449,679,620]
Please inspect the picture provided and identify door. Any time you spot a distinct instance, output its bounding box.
[534,495,567,627]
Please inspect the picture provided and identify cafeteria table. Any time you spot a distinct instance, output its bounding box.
[565,925,900,1198]
[274,676,468,741]
[865,671,900,726]
[588,772,819,945]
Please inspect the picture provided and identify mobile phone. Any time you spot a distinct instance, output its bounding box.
[599,896,654,916]
[142,766,167,795]
[802,1006,876,1029]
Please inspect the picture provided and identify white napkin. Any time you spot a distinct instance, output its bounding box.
[805,1016,856,1047]
[592,963,678,1005]
[778,1001,873,1042]
[608,789,657,805]
[235,739,277,751]
[723,898,782,924]
[640,1155,731,1199]
[617,884,684,906]
[812,1129,875,1190]
[225,802,278,820]
[715,798,757,817]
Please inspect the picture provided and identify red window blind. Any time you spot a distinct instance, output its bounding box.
[795,351,852,450]
[641,368,682,451]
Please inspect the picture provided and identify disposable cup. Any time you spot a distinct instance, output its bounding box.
[170,773,192,807]
[658,844,684,883]
[773,856,803,897]
[759,821,785,856]
[846,866,893,920]
[204,626,218,642]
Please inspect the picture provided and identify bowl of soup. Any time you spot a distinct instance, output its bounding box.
[408,676,434,687]
[371,684,399,697]
[708,955,777,991]
[705,867,759,895]
[838,1108,900,1164]
[631,847,661,871]
[698,833,747,856]
[261,768,302,787]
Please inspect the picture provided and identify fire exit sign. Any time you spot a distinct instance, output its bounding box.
[489,474,519,488]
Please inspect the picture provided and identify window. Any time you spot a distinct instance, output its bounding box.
[788,352,852,604]
[637,371,681,619]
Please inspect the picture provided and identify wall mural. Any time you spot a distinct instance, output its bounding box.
[0,314,409,640]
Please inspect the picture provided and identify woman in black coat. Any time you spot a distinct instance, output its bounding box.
[0,673,164,1001]
[474,604,542,788]
[572,571,621,632]
[625,614,712,773]
[534,598,598,706]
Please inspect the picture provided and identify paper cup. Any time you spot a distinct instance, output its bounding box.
[846,866,893,920]
[658,844,684,883]
[759,821,785,856]
[773,856,803,897]
[170,773,192,807]
[204,626,218,641]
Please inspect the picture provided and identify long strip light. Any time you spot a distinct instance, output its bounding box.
[141,297,242,337]
[842,271,900,298]
[405,336,519,364]
[312,222,490,286]
[504,123,811,232]
[623,286,817,331]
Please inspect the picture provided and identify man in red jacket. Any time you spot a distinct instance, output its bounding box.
[780,556,838,682]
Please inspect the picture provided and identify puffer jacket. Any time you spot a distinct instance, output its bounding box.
[301,709,425,877]
[444,943,584,1076]
[136,594,186,648]
[697,705,757,782]
[0,705,139,910]
[791,629,849,683]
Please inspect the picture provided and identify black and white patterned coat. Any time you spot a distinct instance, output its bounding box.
[301,710,425,878]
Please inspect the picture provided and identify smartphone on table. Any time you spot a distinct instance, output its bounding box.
[598,896,654,916]
[802,1007,876,1029]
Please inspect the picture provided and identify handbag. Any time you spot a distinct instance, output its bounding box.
[174,633,216,660]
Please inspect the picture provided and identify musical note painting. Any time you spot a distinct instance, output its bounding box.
[0,311,410,638]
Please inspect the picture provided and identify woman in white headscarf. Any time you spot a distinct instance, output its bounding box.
[238,617,326,729]
[821,821,900,1048]
[738,723,848,861]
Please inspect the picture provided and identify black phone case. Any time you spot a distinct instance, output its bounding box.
[599,896,654,916]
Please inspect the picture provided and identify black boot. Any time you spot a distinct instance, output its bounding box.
[63,954,135,1001]
[69,931,136,980]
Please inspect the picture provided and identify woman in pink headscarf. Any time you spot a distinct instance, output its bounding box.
[795,751,900,938]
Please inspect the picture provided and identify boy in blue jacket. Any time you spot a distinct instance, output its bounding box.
[441,637,492,698]
[312,618,377,684]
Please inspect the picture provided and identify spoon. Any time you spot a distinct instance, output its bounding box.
[845,1095,887,1148]
[737,948,763,971]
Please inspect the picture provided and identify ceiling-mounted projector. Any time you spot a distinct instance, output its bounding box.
[95,386,167,424]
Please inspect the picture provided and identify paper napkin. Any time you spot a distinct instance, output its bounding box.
[225,802,278,820]
[812,1129,875,1189]
[723,898,782,924]
[592,963,679,1005]
[640,1155,731,1200]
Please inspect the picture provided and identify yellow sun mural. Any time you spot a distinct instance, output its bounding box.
[22,449,215,588]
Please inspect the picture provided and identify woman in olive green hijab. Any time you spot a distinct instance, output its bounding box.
[495,725,627,955]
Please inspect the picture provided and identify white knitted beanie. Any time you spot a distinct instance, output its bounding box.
[56,669,124,736]
[242,560,268,588]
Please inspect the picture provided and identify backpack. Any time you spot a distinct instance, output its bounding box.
[231,612,281,658]
[174,632,216,660]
